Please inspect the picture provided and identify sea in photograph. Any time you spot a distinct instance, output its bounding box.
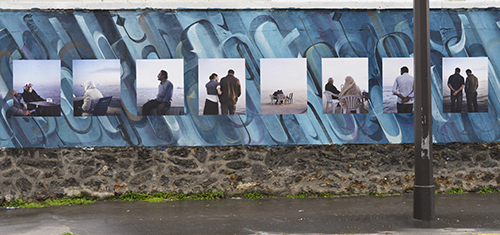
[383,87,398,113]
[74,84,122,108]
[442,84,488,113]
[260,89,307,114]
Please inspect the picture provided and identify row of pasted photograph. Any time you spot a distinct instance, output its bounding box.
[324,57,488,114]
[6,57,488,117]
[8,58,305,117]
[380,57,489,114]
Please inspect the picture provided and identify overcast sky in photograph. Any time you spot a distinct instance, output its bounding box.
[442,57,488,88]
[382,58,414,88]
[13,60,61,90]
[73,60,120,89]
[136,59,184,89]
[260,58,306,92]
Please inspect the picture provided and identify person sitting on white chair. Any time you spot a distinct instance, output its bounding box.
[324,77,340,113]
[338,76,362,114]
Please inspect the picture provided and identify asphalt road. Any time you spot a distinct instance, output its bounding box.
[0,194,499,235]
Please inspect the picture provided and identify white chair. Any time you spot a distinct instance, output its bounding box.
[324,91,339,113]
[269,93,275,105]
[339,95,361,114]
[285,93,293,104]
[277,94,286,105]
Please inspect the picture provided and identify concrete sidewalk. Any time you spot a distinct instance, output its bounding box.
[0,194,499,235]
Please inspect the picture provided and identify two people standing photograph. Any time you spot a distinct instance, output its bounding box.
[443,57,488,113]
[202,69,242,115]
[447,67,479,113]
[199,59,246,115]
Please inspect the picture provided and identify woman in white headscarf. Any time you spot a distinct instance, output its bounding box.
[338,76,362,109]
[81,80,103,116]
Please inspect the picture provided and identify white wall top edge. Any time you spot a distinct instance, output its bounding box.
[0,0,499,10]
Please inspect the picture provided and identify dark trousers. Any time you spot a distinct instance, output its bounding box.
[466,92,478,112]
[450,93,463,113]
[397,103,413,113]
[221,103,236,115]
[203,99,219,115]
[142,100,170,116]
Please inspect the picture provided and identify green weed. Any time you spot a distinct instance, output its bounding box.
[145,197,165,203]
[174,193,187,200]
[4,198,26,208]
[119,192,149,201]
[119,189,226,202]
[319,192,335,198]
[4,199,40,208]
[447,188,464,194]
[3,194,95,209]
[44,198,94,206]
[478,187,493,194]
[244,192,264,199]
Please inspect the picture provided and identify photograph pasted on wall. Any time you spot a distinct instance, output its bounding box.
[442,57,488,113]
[322,58,369,114]
[12,60,61,117]
[198,59,246,115]
[73,60,121,116]
[260,58,307,115]
[382,58,414,114]
[136,59,184,116]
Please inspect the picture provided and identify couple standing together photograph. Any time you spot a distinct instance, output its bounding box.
[203,69,242,115]
[448,67,479,113]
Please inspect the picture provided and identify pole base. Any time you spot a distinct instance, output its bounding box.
[413,185,435,221]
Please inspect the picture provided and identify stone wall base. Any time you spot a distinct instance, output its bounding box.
[0,143,499,203]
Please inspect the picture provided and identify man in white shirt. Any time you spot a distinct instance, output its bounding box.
[392,66,414,113]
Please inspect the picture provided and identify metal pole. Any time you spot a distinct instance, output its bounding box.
[413,0,435,221]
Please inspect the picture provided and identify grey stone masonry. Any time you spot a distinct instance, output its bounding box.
[0,143,499,203]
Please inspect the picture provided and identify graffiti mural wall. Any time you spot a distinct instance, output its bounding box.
[0,9,499,148]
